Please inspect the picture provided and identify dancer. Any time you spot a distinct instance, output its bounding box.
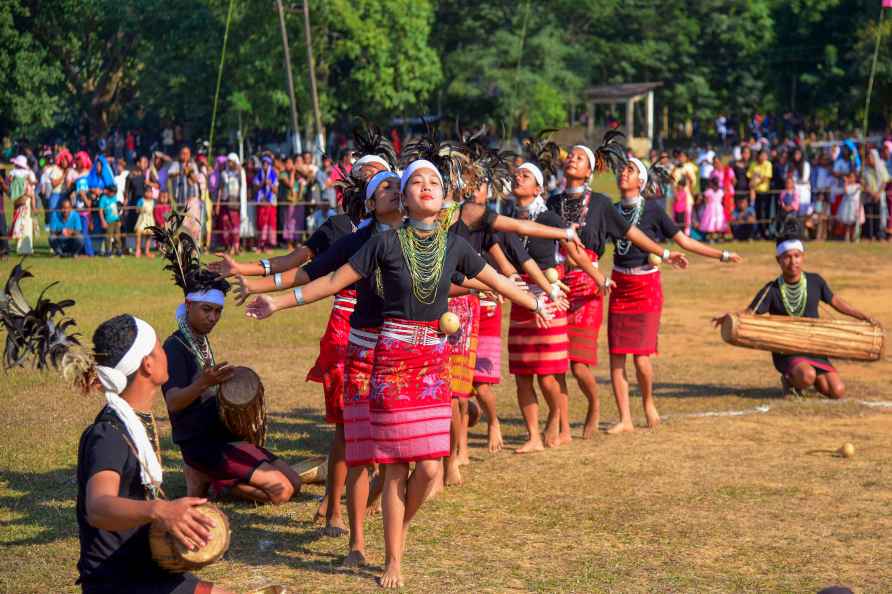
[713,221,877,398]
[607,158,741,434]
[245,158,552,589]
[547,135,687,438]
[149,213,301,503]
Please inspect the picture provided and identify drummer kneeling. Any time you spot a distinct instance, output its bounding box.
[715,229,877,398]
[163,290,301,503]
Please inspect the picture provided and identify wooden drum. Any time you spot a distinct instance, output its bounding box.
[149,503,230,572]
[219,366,267,447]
[721,312,885,362]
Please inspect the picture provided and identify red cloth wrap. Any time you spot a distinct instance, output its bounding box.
[508,274,568,376]
[560,248,603,365]
[370,318,451,464]
[307,289,356,424]
[343,327,380,467]
[474,300,502,384]
[608,270,663,356]
[448,294,480,399]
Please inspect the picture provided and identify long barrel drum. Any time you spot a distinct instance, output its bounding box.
[721,312,885,362]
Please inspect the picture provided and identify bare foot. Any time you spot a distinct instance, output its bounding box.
[606,421,634,435]
[313,494,329,525]
[458,451,470,466]
[425,476,443,502]
[515,438,544,454]
[445,459,463,486]
[366,500,382,518]
[487,421,503,453]
[322,517,347,537]
[582,413,599,440]
[341,549,367,568]
[559,430,572,445]
[378,560,403,589]
[544,428,561,449]
[644,404,661,429]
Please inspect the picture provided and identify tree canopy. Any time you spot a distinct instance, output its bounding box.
[2,0,889,141]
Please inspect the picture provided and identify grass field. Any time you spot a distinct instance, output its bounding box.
[1,236,891,593]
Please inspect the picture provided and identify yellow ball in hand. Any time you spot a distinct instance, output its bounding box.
[839,443,855,458]
[648,253,663,267]
[439,312,460,335]
[544,268,560,283]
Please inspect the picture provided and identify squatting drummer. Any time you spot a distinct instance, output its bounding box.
[162,283,302,503]
[714,224,877,398]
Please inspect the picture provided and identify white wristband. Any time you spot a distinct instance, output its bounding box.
[293,287,305,305]
[274,272,283,289]
[260,259,271,277]
[549,284,561,302]
[720,250,731,263]
[662,248,670,261]
[565,226,577,242]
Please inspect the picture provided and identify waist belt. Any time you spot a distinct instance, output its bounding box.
[333,295,357,312]
[612,265,659,276]
[480,299,498,309]
[380,320,445,346]
[348,328,379,349]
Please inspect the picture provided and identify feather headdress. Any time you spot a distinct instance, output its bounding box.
[522,130,562,178]
[399,121,470,197]
[0,261,93,391]
[352,119,398,170]
[591,130,628,175]
[642,162,674,199]
[459,127,513,201]
[334,171,367,225]
[147,209,229,297]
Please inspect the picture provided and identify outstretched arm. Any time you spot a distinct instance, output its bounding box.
[474,265,554,328]
[245,263,361,319]
[209,245,314,278]
[492,215,582,247]
[672,231,742,263]
[626,227,689,268]
[233,268,311,305]
[831,295,879,325]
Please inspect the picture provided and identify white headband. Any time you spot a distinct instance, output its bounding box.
[518,162,544,188]
[176,289,227,320]
[776,240,804,256]
[366,170,399,202]
[94,317,163,491]
[354,154,390,171]
[573,145,596,173]
[400,160,443,193]
[629,157,648,186]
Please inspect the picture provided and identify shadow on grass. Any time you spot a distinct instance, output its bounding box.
[0,466,78,546]
[653,382,780,400]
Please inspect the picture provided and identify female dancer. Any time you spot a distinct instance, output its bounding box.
[246,158,550,589]
[607,158,741,434]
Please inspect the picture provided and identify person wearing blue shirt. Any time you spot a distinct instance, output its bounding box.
[50,198,85,257]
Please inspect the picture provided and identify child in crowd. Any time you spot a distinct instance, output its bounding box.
[699,176,726,242]
[837,171,862,242]
[778,175,800,219]
[673,176,692,235]
[134,188,156,258]
[805,192,831,240]
[730,195,757,240]
[98,186,123,257]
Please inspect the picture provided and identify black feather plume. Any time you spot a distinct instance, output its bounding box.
[522,130,562,178]
[399,120,470,197]
[592,130,628,175]
[642,162,674,199]
[147,209,229,296]
[334,171,367,225]
[353,119,398,170]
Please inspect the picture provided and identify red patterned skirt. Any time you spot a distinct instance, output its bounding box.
[447,294,480,399]
[343,327,380,467]
[370,318,451,465]
[562,249,603,365]
[608,269,663,356]
[508,276,569,376]
[474,299,502,384]
[306,289,356,424]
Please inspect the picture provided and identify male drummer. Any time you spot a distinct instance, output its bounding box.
[77,314,235,594]
[714,227,877,398]
[162,288,302,503]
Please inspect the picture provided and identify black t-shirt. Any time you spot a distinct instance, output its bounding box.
[491,231,531,270]
[552,191,632,258]
[305,213,356,256]
[520,209,565,269]
[349,227,486,321]
[76,407,163,585]
[612,199,679,269]
[749,272,834,318]
[161,331,230,447]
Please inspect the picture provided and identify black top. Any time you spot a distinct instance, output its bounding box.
[612,199,679,269]
[305,213,356,256]
[491,231,531,270]
[519,209,564,269]
[749,272,834,318]
[76,407,164,585]
[549,190,632,258]
[449,203,499,243]
[349,227,486,321]
[161,331,231,447]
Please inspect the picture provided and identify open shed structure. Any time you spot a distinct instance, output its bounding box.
[585,82,662,154]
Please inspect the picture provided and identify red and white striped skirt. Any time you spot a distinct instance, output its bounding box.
[608,269,663,356]
[306,289,356,424]
[343,326,380,467]
[447,294,480,399]
[508,277,568,376]
[370,318,451,464]
[474,299,502,384]
[562,249,603,365]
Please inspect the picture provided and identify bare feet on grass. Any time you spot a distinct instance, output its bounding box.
[457,450,470,466]
[544,425,561,448]
[515,437,544,454]
[341,549,367,568]
[313,494,328,525]
[322,517,347,537]
[606,421,634,435]
[378,560,403,589]
[582,413,599,440]
[445,459,463,486]
[487,421,504,453]
[644,403,661,429]
[559,430,572,445]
